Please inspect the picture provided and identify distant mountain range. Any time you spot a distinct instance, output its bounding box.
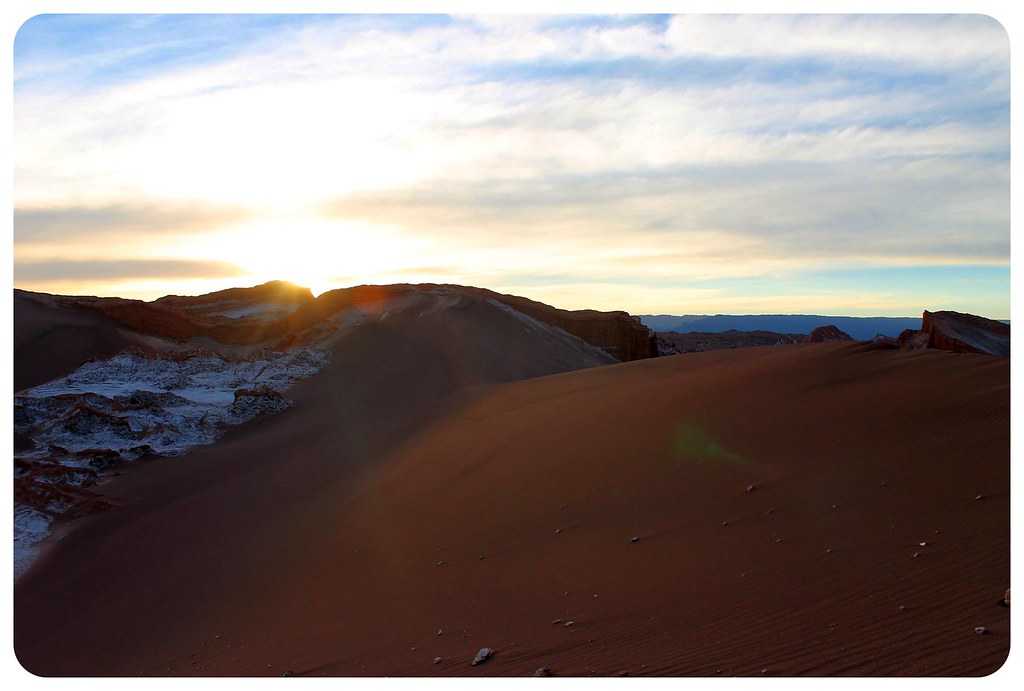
[639,314,925,340]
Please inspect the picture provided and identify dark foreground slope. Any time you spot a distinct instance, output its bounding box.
[14,338,1008,677]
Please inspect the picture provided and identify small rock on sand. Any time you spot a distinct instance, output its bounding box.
[746,484,757,492]
[534,666,551,677]
[564,620,575,627]
[472,647,493,666]
[434,657,443,665]
[631,536,640,543]
[975,626,989,635]
[1002,588,1010,607]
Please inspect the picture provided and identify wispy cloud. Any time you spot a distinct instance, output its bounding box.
[14,258,245,282]
[14,202,252,244]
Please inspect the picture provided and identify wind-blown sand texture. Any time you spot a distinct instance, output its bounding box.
[13,294,1009,677]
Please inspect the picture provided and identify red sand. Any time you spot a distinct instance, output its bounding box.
[14,335,1009,676]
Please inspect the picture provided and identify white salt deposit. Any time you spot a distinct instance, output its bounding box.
[14,506,52,580]
[14,346,330,579]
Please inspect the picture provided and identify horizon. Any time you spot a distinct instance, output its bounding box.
[17,277,1011,323]
[13,14,1010,319]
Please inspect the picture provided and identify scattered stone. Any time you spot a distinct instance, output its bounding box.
[534,667,551,677]
[1001,588,1010,608]
[975,626,989,636]
[913,552,920,558]
[437,560,446,567]
[564,620,575,627]
[283,670,294,677]
[918,542,927,547]
[411,647,416,651]
[555,528,562,534]
[746,484,757,492]
[434,657,443,665]
[552,619,562,625]
[437,629,444,636]
[975,494,985,501]
[721,521,729,527]
[825,549,833,554]
[631,536,640,543]
[617,671,629,677]
[472,648,493,666]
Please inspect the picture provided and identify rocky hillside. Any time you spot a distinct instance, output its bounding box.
[22,282,656,369]
[656,330,804,355]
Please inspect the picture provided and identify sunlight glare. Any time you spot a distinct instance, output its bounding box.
[184,216,424,296]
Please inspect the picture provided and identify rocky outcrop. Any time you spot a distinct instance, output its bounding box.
[657,329,804,355]
[921,310,1009,357]
[154,280,314,316]
[870,333,899,349]
[47,282,657,361]
[898,328,931,351]
[804,325,854,343]
[896,311,1009,357]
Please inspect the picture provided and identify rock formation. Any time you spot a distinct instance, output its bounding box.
[921,310,1010,357]
[42,281,657,362]
[897,311,1009,357]
[656,329,804,355]
[804,325,855,343]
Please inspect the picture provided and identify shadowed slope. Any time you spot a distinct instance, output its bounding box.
[13,290,171,392]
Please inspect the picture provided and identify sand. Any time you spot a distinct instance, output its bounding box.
[13,326,1009,676]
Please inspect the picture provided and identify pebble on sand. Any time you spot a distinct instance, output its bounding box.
[1002,588,1010,607]
[975,626,989,635]
[472,648,493,666]
[746,484,757,492]
[434,657,443,665]
[631,536,640,543]
[534,666,551,677]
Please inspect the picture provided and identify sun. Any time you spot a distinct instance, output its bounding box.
[183,215,422,296]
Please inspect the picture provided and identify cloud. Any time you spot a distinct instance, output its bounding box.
[14,258,245,283]
[14,201,252,244]
[11,14,1009,315]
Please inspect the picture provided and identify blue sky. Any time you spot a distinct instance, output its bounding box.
[12,13,1011,317]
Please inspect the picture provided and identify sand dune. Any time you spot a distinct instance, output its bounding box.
[15,345,1008,676]
[13,293,1009,677]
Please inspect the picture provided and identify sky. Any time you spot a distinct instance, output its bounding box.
[11,13,1011,317]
